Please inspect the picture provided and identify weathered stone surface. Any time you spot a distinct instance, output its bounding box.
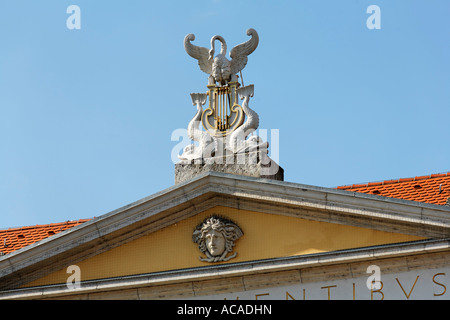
[175,151,283,184]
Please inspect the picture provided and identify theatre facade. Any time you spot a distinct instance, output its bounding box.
[1,29,449,300]
[0,171,449,300]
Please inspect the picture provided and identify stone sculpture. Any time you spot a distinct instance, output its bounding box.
[175,28,284,184]
[184,28,259,86]
[192,216,243,263]
[179,28,267,162]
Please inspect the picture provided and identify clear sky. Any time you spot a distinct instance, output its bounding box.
[0,0,449,228]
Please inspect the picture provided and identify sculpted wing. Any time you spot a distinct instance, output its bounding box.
[230,28,259,75]
[184,34,213,75]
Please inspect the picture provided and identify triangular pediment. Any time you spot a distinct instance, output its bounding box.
[26,205,423,288]
[1,172,449,295]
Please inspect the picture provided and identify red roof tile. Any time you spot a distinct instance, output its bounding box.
[337,172,450,206]
[0,219,91,256]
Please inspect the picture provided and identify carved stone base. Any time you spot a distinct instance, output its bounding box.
[175,151,284,184]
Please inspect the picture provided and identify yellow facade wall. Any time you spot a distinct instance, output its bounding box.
[25,206,424,287]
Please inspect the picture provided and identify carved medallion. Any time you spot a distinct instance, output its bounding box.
[192,216,243,263]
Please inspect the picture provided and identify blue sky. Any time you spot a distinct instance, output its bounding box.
[0,0,449,228]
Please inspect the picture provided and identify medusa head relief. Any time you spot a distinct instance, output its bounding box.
[192,215,243,263]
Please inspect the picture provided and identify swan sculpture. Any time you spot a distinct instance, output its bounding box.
[184,28,259,86]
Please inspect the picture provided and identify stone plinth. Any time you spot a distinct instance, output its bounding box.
[175,151,283,184]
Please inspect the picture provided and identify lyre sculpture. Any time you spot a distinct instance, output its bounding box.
[175,28,283,183]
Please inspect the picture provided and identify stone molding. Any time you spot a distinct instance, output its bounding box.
[1,238,449,300]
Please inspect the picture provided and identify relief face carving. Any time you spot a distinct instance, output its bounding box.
[192,216,243,263]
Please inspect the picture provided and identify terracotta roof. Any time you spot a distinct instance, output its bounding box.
[0,219,91,256]
[337,172,450,206]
